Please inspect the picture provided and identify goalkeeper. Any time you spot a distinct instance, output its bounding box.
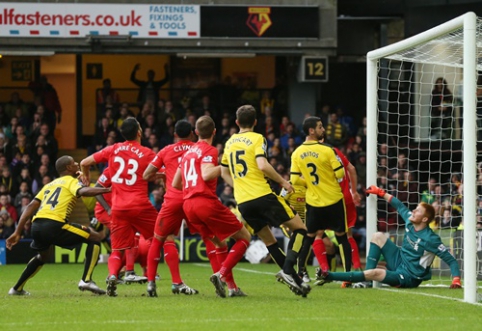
[315,185,461,289]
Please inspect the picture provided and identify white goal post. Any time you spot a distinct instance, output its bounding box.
[366,12,478,303]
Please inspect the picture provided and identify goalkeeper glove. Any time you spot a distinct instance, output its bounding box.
[366,185,386,198]
[450,276,462,289]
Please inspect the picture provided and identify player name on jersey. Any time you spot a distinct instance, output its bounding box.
[225,136,253,147]
[113,145,145,158]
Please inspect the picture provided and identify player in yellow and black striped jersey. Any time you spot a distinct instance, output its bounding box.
[6,155,111,296]
[221,105,310,297]
[290,116,352,276]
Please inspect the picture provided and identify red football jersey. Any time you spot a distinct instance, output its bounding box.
[180,141,218,200]
[94,167,112,215]
[93,140,156,210]
[150,140,194,199]
[334,147,354,204]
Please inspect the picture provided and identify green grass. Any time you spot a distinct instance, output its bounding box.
[1,262,481,331]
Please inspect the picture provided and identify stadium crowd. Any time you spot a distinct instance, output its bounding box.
[1,72,468,252]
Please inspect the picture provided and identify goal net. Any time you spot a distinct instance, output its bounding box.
[366,12,481,303]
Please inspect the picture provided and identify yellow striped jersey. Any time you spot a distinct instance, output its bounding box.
[34,175,83,223]
[221,131,273,204]
[290,141,344,207]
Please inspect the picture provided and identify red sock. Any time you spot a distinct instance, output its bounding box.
[204,240,220,272]
[147,238,164,281]
[349,237,362,269]
[216,246,228,267]
[164,241,182,284]
[137,236,150,274]
[313,239,330,272]
[219,239,249,281]
[108,250,124,276]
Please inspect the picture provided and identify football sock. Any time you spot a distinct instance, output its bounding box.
[312,238,330,272]
[348,236,362,269]
[108,250,123,277]
[327,271,365,283]
[297,235,315,273]
[82,242,100,282]
[266,242,286,268]
[219,239,249,280]
[216,246,229,266]
[204,240,220,272]
[283,229,307,275]
[366,242,382,270]
[327,254,337,271]
[137,237,150,274]
[164,241,182,284]
[14,255,44,291]
[215,245,236,288]
[147,237,163,281]
[336,233,352,272]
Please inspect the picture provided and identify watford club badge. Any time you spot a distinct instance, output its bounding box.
[246,7,272,37]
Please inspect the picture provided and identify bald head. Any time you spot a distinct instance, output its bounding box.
[56,155,74,174]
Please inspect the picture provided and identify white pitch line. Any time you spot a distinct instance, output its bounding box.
[194,263,482,306]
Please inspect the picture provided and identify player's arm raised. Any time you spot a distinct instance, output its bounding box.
[80,155,96,186]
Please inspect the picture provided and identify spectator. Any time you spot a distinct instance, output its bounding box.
[355,152,367,189]
[325,112,347,148]
[130,63,170,107]
[115,103,134,130]
[32,164,49,194]
[0,193,18,223]
[34,123,58,160]
[0,104,10,129]
[28,76,62,129]
[317,104,331,129]
[149,187,165,212]
[16,195,31,219]
[0,209,15,239]
[421,177,437,204]
[430,77,453,139]
[1,166,18,199]
[13,181,32,207]
[280,122,302,151]
[219,184,234,206]
[97,78,120,106]
[336,107,357,138]
[259,90,275,115]
[4,92,29,120]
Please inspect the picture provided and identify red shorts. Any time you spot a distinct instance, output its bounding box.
[94,209,111,229]
[346,200,357,228]
[155,196,190,237]
[183,196,242,242]
[110,207,157,250]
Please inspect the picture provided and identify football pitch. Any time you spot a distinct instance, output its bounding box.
[1,262,481,331]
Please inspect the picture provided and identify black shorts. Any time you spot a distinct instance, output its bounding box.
[30,218,91,252]
[306,199,347,234]
[238,193,295,234]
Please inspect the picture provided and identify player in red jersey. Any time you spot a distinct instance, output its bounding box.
[92,167,149,284]
[333,147,362,272]
[80,117,158,296]
[173,115,251,298]
[142,120,199,297]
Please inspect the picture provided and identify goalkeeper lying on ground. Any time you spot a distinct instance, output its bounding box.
[315,185,462,289]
